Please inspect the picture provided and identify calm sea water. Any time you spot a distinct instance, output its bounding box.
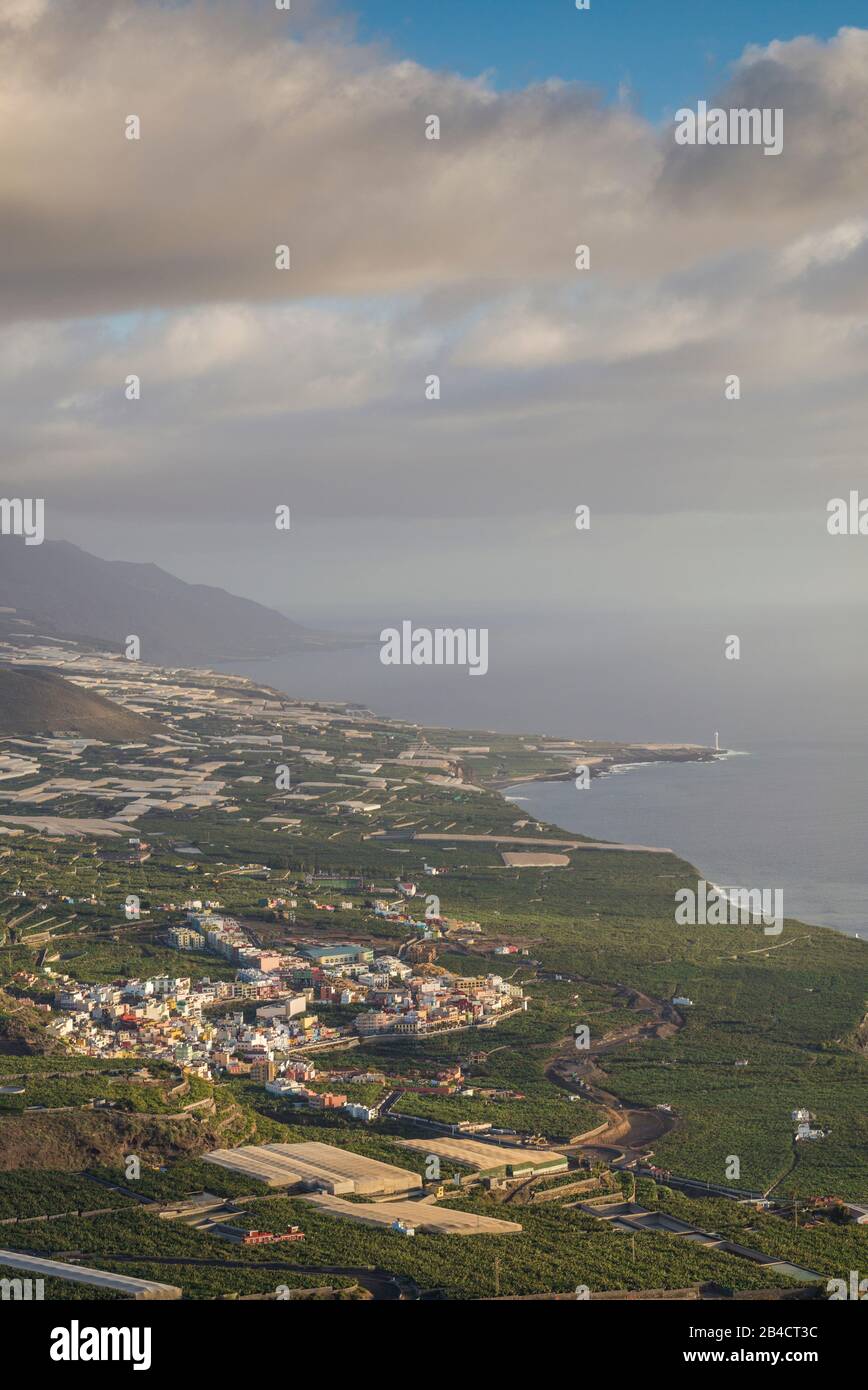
[215,618,868,941]
[504,746,868,939]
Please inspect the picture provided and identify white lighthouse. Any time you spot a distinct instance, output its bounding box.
[714,731,720,752]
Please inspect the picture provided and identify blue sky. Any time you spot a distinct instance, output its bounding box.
[351,0,857,116]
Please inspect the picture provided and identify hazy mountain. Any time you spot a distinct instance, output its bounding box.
[0,665,159,741]
[0,539,325,665]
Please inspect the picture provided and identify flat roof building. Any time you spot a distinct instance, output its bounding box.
[399,1136,568,1178]
[301,944,374,967]
[299,1194,522,1236]
[203,1140,421,1196]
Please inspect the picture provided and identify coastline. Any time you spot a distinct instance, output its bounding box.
[499,755,866,943]
[487,746,724,791]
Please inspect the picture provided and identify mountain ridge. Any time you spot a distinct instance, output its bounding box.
[0,538,326,665]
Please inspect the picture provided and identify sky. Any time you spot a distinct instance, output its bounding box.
[353,0,854,114]
[3,0,868,639]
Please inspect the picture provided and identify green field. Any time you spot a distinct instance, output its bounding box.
[0,656,865,1297]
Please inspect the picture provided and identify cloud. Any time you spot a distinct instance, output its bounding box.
[0,0,49,29]
[0,0,658,320]
[3,8,868,325]
[3,3,868,617]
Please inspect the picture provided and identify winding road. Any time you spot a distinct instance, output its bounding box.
[541,971,683,1160]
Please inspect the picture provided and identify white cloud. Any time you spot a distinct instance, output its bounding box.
[3,4,868,620]
[0,0,49,30]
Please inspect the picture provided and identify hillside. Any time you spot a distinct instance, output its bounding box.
[0,538,325,665]
[0,995,68,1057]
[0,1108,229,1170]
[0,665,158,741]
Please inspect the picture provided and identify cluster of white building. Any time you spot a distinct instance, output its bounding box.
[351,969,525,1037]
[792,1107,827,1141]
[44,968,327,1073]
[168,911,284,975]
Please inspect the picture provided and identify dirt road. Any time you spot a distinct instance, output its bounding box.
[542,973,683,1158]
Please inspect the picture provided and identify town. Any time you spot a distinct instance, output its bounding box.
[0,637,865,1304]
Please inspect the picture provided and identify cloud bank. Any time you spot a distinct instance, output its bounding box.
[3,1,868,611]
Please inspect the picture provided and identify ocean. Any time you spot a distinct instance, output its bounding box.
[504,745,868,940]
[214,610,868,941]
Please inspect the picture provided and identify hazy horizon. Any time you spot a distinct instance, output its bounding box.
[4,0,868,747]
[3,1,868,659]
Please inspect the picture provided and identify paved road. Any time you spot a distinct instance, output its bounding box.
[378,1089,404,1115]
